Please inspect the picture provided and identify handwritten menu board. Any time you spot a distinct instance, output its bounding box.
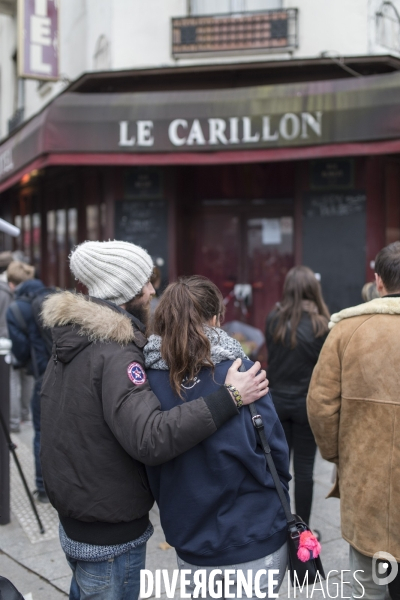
[302,192,366,314]
[115,198,168,284]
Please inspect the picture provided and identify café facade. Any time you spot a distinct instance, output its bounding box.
[1,61,400,330]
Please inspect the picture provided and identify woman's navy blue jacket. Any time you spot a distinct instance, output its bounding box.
[146,359,291,566]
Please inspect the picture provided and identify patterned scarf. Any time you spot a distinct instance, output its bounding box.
[144,326,248,370]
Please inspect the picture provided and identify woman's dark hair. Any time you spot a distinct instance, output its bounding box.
[271,266,330,348]
[151,275,225,397]
[375,241,400,293]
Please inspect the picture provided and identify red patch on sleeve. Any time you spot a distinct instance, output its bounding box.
[127,362,147,385]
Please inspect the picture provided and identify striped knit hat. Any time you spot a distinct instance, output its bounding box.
[69,240,153,305]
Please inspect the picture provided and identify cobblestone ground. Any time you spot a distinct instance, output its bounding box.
[0,420,367,599]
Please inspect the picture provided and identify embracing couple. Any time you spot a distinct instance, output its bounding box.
[40,240,290,600]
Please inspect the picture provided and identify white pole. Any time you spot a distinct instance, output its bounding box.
[0,218,20,237]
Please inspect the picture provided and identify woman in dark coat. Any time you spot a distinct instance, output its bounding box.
[144,276,291,598]
[266,266,330,528]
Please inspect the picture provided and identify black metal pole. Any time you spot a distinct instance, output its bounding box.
[0,353,10,525]
[0,396,45,534]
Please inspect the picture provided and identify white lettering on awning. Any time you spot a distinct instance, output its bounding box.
[122,112,323,149]
[0,149,14,179]
[169,119,188,146]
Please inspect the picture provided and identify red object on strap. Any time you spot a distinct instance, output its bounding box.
[297,530,321,563]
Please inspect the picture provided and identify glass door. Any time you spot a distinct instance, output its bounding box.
[246,216,294,331]
[192,202,294,334]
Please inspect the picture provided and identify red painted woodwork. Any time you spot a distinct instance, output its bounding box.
[5,136,400,194]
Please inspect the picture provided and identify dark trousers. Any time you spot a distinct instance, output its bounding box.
[272,393,317,525]
[389,568,400,600]
[31,375,44,493]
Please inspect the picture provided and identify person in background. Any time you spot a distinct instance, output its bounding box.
[6,261,51,502]
[265,265,330,533]
[308,242,400,600]
[0,252,13,337]
[149,265,162,315]
[0,253,34,433]
[361,281,380,302]
[144,276,290,598]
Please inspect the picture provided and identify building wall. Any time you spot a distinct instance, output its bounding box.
[1,0,400,139]
[111,0,186,70]
[0,13,16,139]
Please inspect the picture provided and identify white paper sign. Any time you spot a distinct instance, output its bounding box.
[262,219,282,245]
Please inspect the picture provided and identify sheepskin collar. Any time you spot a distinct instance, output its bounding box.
[329,297,400,329]
[41,291,136,345]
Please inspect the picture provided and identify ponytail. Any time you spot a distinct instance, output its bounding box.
[151,276,224,397]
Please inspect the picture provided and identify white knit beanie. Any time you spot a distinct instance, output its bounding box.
[70,240,154,305]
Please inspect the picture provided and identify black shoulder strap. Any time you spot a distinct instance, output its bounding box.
[248,402,296,529]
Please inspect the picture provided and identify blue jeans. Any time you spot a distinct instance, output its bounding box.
[32,376,45,493]
[66,544,146,600]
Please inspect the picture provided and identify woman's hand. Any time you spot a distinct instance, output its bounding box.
[225,358,269,405]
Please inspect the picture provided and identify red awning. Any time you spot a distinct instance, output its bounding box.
[2,71,400,191]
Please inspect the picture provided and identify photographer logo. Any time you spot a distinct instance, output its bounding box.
[372,551,398,586]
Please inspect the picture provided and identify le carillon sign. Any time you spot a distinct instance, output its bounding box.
[2,72,400,182]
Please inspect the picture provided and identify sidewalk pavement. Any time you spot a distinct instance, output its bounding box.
[0,420,350,599]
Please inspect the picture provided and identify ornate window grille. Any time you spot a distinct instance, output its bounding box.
[172,8,297,57]
[376,1,400,52]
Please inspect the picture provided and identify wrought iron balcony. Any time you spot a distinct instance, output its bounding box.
[172,8,298,58]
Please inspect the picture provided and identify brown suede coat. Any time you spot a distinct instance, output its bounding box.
[307,297,400,561]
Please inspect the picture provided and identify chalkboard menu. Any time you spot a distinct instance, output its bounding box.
[304,192,365,217]
[310,159,354,190]
[124,167,162,199]
[302,192,366,315]
[115,198,168,284]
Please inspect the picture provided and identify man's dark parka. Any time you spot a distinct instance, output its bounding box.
[40,292,237,546]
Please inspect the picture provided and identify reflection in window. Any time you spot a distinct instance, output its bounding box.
[190,0,282,14]
[14,215,22,251]
[32,213,41,274]
[68,209,78,288]
[68,208,77,251]
[56,209,67,289]
[87,205,99,240]
[47,211,56,286]
[23,214,31,262]
[376,2,400,51]
[100,203,106,238]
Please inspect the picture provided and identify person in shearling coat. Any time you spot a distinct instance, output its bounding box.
[307,241,400,600]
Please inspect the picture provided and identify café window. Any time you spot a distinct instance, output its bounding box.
[23,215,31,262]
[376,1,400,52]
[47,210,57,286]
[189,0,282,14]
[56,209,67,289]
[32,212,41,274]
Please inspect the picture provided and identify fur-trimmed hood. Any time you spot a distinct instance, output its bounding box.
[42,291,135,345]
[329,296,400,328]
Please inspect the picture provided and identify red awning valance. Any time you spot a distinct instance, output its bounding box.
[2,71,400,190]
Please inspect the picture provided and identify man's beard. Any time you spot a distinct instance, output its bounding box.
[124,297,150,327]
